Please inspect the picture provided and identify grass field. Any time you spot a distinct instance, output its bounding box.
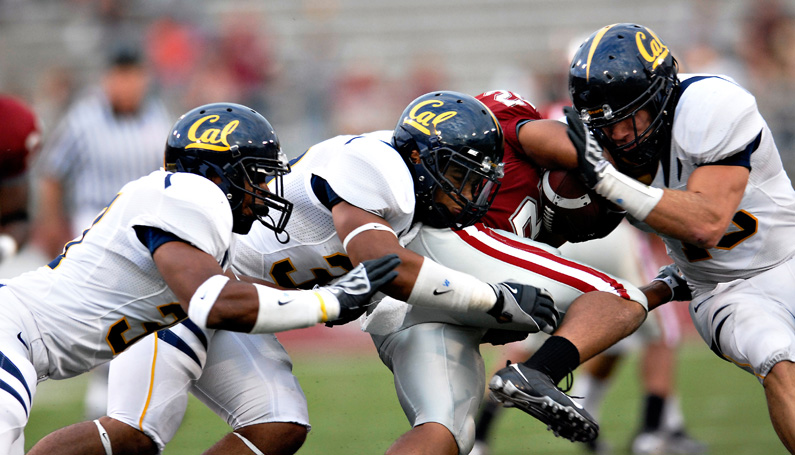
[25,337,786,454]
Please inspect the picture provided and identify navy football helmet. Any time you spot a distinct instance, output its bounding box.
[392,91,505,229]
[569,23,680,182]
[165,103,292,235]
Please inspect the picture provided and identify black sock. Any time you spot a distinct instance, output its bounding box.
[521,336,580,384]
[641,394,665,432]
[474,398,502,442]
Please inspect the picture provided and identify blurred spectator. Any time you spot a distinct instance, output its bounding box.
[738,0,795,176]
[330,60,395,134]
[32,44,172,259]
[145,15,204,103]
[216,10,279,111]
[0,95,41,264]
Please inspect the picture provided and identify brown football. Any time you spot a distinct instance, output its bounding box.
[540,169,624,243]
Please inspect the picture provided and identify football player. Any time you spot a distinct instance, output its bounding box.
[5,102,400,455]
[29,92,560,455]
[0,95,41,264]
[493,22,795,454]
[364,89,692,455]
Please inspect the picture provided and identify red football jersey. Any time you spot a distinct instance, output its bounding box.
[476,90,544,239]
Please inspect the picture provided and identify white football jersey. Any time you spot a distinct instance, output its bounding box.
[232,130,416,286]
[635,74,795,296]
[3,170,233,379]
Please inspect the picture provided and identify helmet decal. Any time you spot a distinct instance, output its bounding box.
[636,29,669,70]
[403,100,458,136]
[585,24,615,81]
[185,115,240,151]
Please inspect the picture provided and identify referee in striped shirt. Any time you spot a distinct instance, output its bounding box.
[33,45,172,259]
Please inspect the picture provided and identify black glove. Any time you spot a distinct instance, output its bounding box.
[564,106,610,189]
[324,254,401,326]
[652,263,692,302]
[487,282,560,333]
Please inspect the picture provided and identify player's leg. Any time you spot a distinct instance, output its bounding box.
[763,360,795,453]
[106,321,209,452]
[191,330,309,455]
[0,339,37,455]
[373,320,487,455]
[689,259,795,453]
[28,416,156,455]
[31,320,213,455]
[0,292,44,455]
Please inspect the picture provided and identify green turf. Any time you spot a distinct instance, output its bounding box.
[25,340,786,454]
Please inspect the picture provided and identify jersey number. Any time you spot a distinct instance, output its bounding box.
[270,253,353,289]
[508,196,541,239]
[681,210,758,262]
[481,90,536,109]
[107,303,187,355]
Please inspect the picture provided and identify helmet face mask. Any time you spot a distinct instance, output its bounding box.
[165,103,293,235]
[393,91,505,229]
[569,23,680,182]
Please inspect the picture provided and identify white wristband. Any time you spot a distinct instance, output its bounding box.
[594,164,664,221]
[250,285,341,333]
[188,275,230,330]
[407,258,497,312]
[342,223,397,252]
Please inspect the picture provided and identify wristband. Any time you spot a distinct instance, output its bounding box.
[250,285,341,333]
[407,258,497,312]
[594,164,663,220]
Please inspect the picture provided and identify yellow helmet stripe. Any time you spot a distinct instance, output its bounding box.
[586,24,616,81]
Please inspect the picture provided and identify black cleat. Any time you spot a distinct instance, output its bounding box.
[489,362,599,443]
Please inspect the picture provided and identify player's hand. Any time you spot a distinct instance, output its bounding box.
[487,282,559,333]
[564,106,610,189]
[324,254,401,326]
[652,264,691,302]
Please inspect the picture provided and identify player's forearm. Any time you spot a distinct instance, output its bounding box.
[518,119,578,169]
[642,189,731,248]
[639,279,675,311]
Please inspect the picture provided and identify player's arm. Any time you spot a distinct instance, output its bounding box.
[642,165,747,248]
[565,107,748,248]
[150,234,399,333]
[515,118,579,169]
[332,201,559,332]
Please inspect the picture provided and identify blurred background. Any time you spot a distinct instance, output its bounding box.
[1,0,793,453]
[2,0,795,163]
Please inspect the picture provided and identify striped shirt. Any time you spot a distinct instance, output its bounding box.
[35,88,172,233]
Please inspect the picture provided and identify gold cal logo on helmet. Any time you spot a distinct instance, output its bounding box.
[635,29,669,70]
[186,115,240,151]
[403,100,457,136]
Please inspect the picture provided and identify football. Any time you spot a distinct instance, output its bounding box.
[540,168,625,243]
